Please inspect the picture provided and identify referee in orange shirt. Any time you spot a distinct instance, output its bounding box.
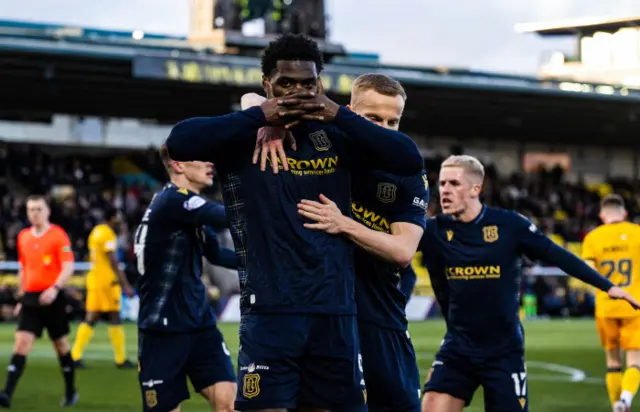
[0,195,78,407]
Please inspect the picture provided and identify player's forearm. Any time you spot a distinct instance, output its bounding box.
[110,256,131,288]
[166,107,266,162]
[202,227,238,269]
[213,248,238,270]
[106,250,129,288]
[204,244,238,269]
[399,265,417,297]
[341,218,415,267]
[546,243,614,291]
[430,274,450,319]
[16,269,23,296]
[196,203,228,230]
[241,93,266,110]
[53,262,75,288]
[333,106,423,176]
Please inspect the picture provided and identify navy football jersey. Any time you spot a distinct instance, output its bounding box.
[136,183,236,332]
[166,106,423,316]
[420,206,541,356]
[352,170,429,330]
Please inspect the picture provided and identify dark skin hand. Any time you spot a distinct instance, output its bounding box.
[277,79,341,128]
[259,82,327,126]
[253,79,344,173]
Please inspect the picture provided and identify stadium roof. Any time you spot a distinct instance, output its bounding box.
[514,16,640,36]
[1,19,640,145]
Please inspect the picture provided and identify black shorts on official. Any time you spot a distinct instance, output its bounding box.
[17,292,70,340]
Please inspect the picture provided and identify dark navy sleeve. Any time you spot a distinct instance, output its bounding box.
[166,106,266,163]
[173,191,228,230]
[398,264,417,298]
[420,219,449,319]
[202,226,238,269]
[513,212,614,292]
[333,106,423,176]
[389,171,429,229]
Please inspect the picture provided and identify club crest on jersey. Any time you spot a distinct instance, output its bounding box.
[183,195,206,211]
[483,225,499,243]
[309,130,332,151]
[446,230,453,241]
[377,182,397,203]
[145,390,157,408]
[243,373,260,399]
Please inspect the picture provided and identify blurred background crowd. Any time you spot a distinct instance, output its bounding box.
[0,141,635,323]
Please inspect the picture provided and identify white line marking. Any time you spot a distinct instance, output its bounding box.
[526,361,586,382]
[0,345,603,384]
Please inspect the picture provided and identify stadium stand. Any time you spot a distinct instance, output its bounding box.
[0,139,633,322]
[0,17,639,327]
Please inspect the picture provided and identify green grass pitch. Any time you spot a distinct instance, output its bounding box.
[0,320,612,411]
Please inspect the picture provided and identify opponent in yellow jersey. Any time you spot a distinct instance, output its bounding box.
[71,209,136,369]
[582,194,640,411]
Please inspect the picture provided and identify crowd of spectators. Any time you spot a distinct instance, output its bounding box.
[0,142,638,320]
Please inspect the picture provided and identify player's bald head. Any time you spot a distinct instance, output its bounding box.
[441,155,485,184]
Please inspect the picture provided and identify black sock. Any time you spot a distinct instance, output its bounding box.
[57,352,75,398]
[4,354,26,397]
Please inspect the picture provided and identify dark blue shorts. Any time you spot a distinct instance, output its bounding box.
[138,327,235,412]
[235,314,366,411]
[424,349,528,412]
[358,322,421,412]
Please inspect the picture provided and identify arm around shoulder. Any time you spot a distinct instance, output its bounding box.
[241,93,267,110]
[166,107,267,162]
[333,106,423,175]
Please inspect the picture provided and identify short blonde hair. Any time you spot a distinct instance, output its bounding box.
[351,74,407,102]
[441,155,485,182]
[601,193,625,210]
[159,144,174,176]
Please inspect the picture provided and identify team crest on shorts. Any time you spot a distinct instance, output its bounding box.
[519,397,526,409]
[243,373,260,399]
[309,130,332,151]
[145,389,157,408]
[483,225,499,243]
[446,230,453,242]
[377,183,397,203]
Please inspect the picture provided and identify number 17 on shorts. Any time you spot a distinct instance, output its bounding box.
[510,371,527,410]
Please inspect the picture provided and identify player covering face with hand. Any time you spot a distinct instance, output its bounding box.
[418,155,640,412]
[165,33,424,412]
[242,73,428,412]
